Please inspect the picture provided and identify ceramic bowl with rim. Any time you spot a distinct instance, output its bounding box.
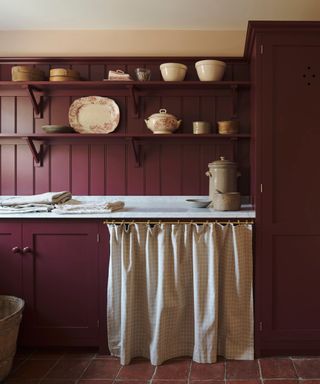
[195,60,226,81]
[185,199,211,208]
[160,63,187,81]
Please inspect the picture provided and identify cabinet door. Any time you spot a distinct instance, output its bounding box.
[21,221,100,347]
[0,222,22,297]
[258,31,320,352]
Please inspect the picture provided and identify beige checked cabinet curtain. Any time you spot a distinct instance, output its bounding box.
[107,222,253,365]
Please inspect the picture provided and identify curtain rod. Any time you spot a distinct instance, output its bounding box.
[103,219,254,225]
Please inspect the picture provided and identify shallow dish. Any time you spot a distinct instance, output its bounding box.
[69,96,120,134]
[41,125,75,133]
[185,199,211,208]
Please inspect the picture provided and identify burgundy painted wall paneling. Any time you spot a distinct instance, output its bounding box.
[89,64,105,81]
[237,88,250,133]
[89,144,106,195]
[0,144,16,195]
[161,144,182,194]
[50,96,71,126]
[71,144,89,195]
[0,64,12,81]
[105,143,126,195]
[182,144,201,194]
[144,143,161,195]
[126,142,145,195]
[181,96,200,133]
[50,144,71,192]
[1,97,15,133]
[16,144,34,194]
[216,95,234,121]
[199,97,216,132]
[70,64,90,80]
[200,144,216,195]
[16,97,34,134]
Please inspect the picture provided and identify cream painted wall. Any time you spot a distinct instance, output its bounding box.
[0,30,246,57]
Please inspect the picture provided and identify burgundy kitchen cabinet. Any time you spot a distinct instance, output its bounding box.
[246,21,320,356]
[0,222,23,297]
[0,220,108,352]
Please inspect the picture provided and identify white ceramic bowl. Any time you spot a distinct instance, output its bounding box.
[185,199,211,208]
[160,63,187,81]
[195,60,226,81]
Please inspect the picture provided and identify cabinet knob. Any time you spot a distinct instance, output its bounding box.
[22,246,32,254]
[11,246,22,254]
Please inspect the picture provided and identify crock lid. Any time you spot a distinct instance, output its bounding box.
[147,109,177,119]
[208,156,237,167]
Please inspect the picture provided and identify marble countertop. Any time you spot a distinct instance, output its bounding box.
[0,195,255,219]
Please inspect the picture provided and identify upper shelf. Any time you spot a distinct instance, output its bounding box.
[0,80,250,119]
[0,80,251,91]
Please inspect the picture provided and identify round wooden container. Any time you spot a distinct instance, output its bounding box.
[49,68,80,81]
[213,192,241,211]
[217,120,239,134]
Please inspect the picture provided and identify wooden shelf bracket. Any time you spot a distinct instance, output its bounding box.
[128,85,139,118]
[128,138,141,167]
[23,136,44,167]
[27,85,44,119]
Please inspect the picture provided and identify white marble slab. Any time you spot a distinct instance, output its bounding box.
[0,195,255,219]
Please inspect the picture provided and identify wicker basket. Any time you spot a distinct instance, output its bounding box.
[49,68,80,81]
[0,296,25,381]
[11,66,45,81]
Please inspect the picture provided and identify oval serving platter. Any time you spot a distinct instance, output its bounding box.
[68,96,120,134]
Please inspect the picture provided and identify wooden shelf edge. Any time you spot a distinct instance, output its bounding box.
[0,133,251,139]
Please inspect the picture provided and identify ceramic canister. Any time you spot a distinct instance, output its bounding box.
[206,156,239,203]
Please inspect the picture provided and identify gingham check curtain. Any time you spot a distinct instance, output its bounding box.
[107,222,253,365]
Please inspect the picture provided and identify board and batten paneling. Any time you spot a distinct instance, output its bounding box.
[0,58,250,196]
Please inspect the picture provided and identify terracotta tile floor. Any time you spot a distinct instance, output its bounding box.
[3,348,320,384]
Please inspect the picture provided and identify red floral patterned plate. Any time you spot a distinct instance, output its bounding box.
[68,96,120,134]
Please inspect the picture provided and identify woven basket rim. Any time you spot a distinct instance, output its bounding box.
[0,295,25,323]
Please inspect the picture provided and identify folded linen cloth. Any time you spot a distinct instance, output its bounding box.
[52,200,125,214]
[0,203,52,214]
[1,191,72,206]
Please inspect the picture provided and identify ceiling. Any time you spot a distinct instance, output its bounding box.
[0,0,319,30]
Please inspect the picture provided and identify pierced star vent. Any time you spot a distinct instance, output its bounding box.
[302,66,316,86]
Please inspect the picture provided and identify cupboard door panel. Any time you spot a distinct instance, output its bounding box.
[258,30,320,352]
[22,222,99,346]
[0,222,22,297]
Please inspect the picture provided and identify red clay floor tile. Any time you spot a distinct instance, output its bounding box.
[44,358,91,380]
[261,380,299,384]
[153,358,191,380]
[8,359,57,380]
[293,358,320,379]
[5,380,40,384]
[80,358,121,380]
[190,361,225,380]
[78,380,113,384]
[41,380,76,384]
[117,359,155,380]
[226,381,262,384]
[226,360,260,380]
[153,380,188,384]
[259,358,297,378]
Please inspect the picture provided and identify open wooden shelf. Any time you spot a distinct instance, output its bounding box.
[0,132,251,167]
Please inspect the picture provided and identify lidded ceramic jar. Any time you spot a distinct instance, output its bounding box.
[144,109,181,134]
[206,157,240,202]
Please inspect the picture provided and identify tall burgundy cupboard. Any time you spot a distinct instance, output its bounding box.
[246,21,320,356]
